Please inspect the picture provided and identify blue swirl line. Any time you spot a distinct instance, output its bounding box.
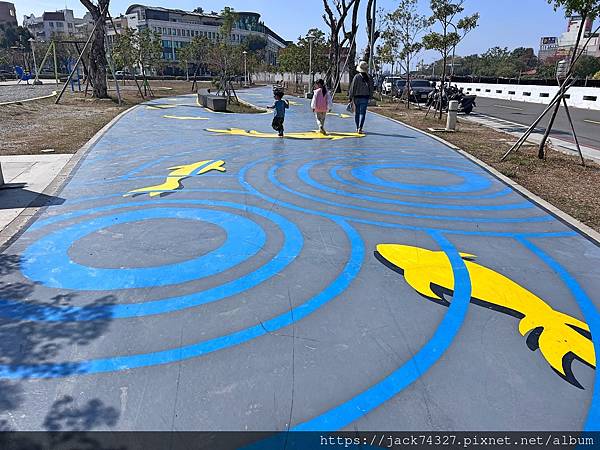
[292,231,472,430]
[0,200,302,322]
[0,220,362,379]
[270,164,550,224]
[330,165,514,200]
[298,160,531,211]
[517,238,600,432]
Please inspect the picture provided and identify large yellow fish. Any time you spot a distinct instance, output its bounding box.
[124,160,226,198]
[206,128,363,141]
[376,244,595,388]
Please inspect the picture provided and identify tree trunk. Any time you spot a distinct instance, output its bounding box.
[81,1,109,99]
[537,11,587,158]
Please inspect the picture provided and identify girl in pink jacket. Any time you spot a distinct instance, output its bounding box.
[311,79,333,135]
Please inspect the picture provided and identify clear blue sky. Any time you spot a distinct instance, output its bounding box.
[16,0,575,62]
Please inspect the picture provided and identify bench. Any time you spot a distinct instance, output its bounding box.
[197,89,228,112]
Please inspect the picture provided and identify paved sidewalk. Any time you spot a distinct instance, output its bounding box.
[0,154,72,244]
[0,87,598,434]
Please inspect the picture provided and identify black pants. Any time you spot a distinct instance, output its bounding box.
[272,116,284,134]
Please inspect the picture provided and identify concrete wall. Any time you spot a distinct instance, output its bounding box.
[453,82,600,111]
[254,72,350,87]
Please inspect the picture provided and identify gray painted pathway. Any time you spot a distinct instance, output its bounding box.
[0,86,599,433]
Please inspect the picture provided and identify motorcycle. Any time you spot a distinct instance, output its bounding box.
[427,84,477,115]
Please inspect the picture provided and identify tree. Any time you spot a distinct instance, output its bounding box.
[537,0,600,158]
[112,27,136,73]
[0,25,33,50]
[385,0,431,107]
[363,0,381,64]
[594,69,600,79]
[322,0,359,89]
[80,0,110,98]
[573,55,600,77]
[423,0,479,118]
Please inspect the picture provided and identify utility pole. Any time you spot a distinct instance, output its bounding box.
[243,50,248,87]
[308,36,314,87]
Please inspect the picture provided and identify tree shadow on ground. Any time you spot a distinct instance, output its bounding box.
[0,253,118,441]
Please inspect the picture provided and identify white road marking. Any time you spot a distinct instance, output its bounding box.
[583,119,600,126]
[492,104,523,111]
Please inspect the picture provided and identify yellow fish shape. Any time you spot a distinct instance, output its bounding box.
[288,100,302,106]
[376,244,595,388]
[327,112,352,119]
[206,128,363,141]
[146,104,178,110]
[163,115,209,120]
[124,160,226,198]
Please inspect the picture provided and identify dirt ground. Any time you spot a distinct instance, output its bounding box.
[371,103,600,234]
[0,80,214,155]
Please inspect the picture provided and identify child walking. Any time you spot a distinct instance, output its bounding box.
[269,89,289,137]
[311,79,333,135]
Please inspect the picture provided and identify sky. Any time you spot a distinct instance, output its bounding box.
[14,0,575,63]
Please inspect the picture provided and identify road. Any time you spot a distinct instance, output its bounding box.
[472,97,600,150]
[0,86,598,441]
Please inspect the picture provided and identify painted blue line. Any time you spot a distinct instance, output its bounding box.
[518,238,600,432]
[291,231,472,430]
[239,157,572,238]
[0,200,302,321]
[0,220,362,379]
[330,166,514,200]
[270,165,550,224]
[298,160,531,211]
[22,208,265,291]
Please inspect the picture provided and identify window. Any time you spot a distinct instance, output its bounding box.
[49,22,54,27]
[564,94,570,99]
[583,96,597,101]
[68,23,73,28]
[177,29,181,36]
[476,88,481,92]
[523,92,531,96]
[539,93,550,98]
[508,91,515,95]
[496,90,502,93]
[485,89,491,92]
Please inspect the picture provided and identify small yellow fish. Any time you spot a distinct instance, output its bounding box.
[146,104,178,110]
[376,244,595,388]
[163,115,209,120]
[124,160,226,198]
[206,128,363,141]
[327,113,352,119]
[288,100,302,106]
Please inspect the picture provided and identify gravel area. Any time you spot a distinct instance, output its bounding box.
[0,83,61,104]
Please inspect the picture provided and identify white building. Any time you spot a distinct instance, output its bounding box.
[23,9,91,41]
[540,16,600,60]
[122,4,288,68]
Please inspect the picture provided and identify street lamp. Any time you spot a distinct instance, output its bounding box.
[308,36,314,88]
[28,37,43,85]
[242,50,248,87]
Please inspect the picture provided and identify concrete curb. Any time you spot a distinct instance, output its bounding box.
[0,104,139,251]
[371,110,600,247]
[0,90,58,107]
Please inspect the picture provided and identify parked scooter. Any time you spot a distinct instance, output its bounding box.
[427,84,477,114]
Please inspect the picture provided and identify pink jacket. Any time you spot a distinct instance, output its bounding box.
[311,88,333,113]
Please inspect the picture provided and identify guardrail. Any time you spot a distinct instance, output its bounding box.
[453,82,600,111]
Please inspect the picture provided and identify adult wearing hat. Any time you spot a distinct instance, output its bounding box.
[348,61,375,135]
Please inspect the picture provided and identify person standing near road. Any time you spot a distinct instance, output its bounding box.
[348,61,374,135]
[311,79,333,135]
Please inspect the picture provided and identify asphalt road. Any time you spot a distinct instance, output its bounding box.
[0,87,598,438]
[473,96,600,150]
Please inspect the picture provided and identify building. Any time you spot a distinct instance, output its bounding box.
[23,9,91,41]
[0,1,17,27]
[121,5,288,67]
[539,16,600,61]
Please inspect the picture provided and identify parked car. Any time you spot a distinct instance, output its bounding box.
[382,76,404,95]
[406,79,435,103]
[0,69,15,81]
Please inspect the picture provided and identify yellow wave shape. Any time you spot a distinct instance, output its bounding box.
[206,128,364,141]
[376,244,595,388]
[163,115,209,120]
[327,113,352,119]
[146,104,178,110]
[124,160,226,198]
